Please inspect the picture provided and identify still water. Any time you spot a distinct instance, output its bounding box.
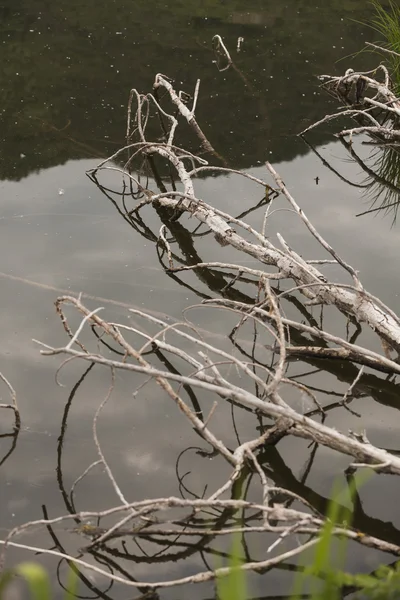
[2,0,400,598]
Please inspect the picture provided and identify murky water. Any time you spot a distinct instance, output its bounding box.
[2,1,400,598]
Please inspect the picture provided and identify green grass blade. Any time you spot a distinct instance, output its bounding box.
[63,566,79,600]
[14,563,52,600]
[216,534,247,600]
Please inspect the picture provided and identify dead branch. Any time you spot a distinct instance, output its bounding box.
[1,289,399,586]
[0,372,20,430]
[5,70,400,593]
[301,64,400,144]
[32,296,400,476]
[88,79,400,353]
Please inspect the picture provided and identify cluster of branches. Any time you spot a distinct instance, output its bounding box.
[300,45,400,220]
[3,66,400,597]
[301,45,400,144]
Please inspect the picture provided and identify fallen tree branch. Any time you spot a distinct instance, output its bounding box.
[4,68,400,593]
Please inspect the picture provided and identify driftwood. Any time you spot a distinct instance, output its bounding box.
[91,73,400,352]
[3,65,400,595]
[300,54,400,144]
[298,49,400,227]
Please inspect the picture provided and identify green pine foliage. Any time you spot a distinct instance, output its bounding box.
[368,0,400,96]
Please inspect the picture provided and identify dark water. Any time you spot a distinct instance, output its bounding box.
[2,0,400,598]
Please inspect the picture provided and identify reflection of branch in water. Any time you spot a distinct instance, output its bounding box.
[355,145,400,222]
[0,373,20,468]
[226,292,400,415]
[89,169,261,305]
[336,137,400,222]
[152,347,204,419]
[56,364,95,517]
[258,445,400,548]
[176,447,209,500]
[52,364,130,599]
[8,71,400,597]
[301,135,370,190]
[41,506,116,600]
[0,430,20,469]
[302,65,400,223]
[211,35,272,141]
[87,171,163,243]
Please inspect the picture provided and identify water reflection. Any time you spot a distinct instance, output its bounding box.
[0,375,20,469]
[5,161,396,599]
[3,0,400,598]
[300,55,400,223]
[1,0,375,180]
[22,293,400,600]
[2,148,400,598]
[89,168,400,414]
[346,142,400,222]
[303,131,400,223]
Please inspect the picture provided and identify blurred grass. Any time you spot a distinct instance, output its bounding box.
[0,562,77,600]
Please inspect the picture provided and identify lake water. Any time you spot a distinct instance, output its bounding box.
[2,1,400,598]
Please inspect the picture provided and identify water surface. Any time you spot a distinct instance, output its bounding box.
[2,1,400,598]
